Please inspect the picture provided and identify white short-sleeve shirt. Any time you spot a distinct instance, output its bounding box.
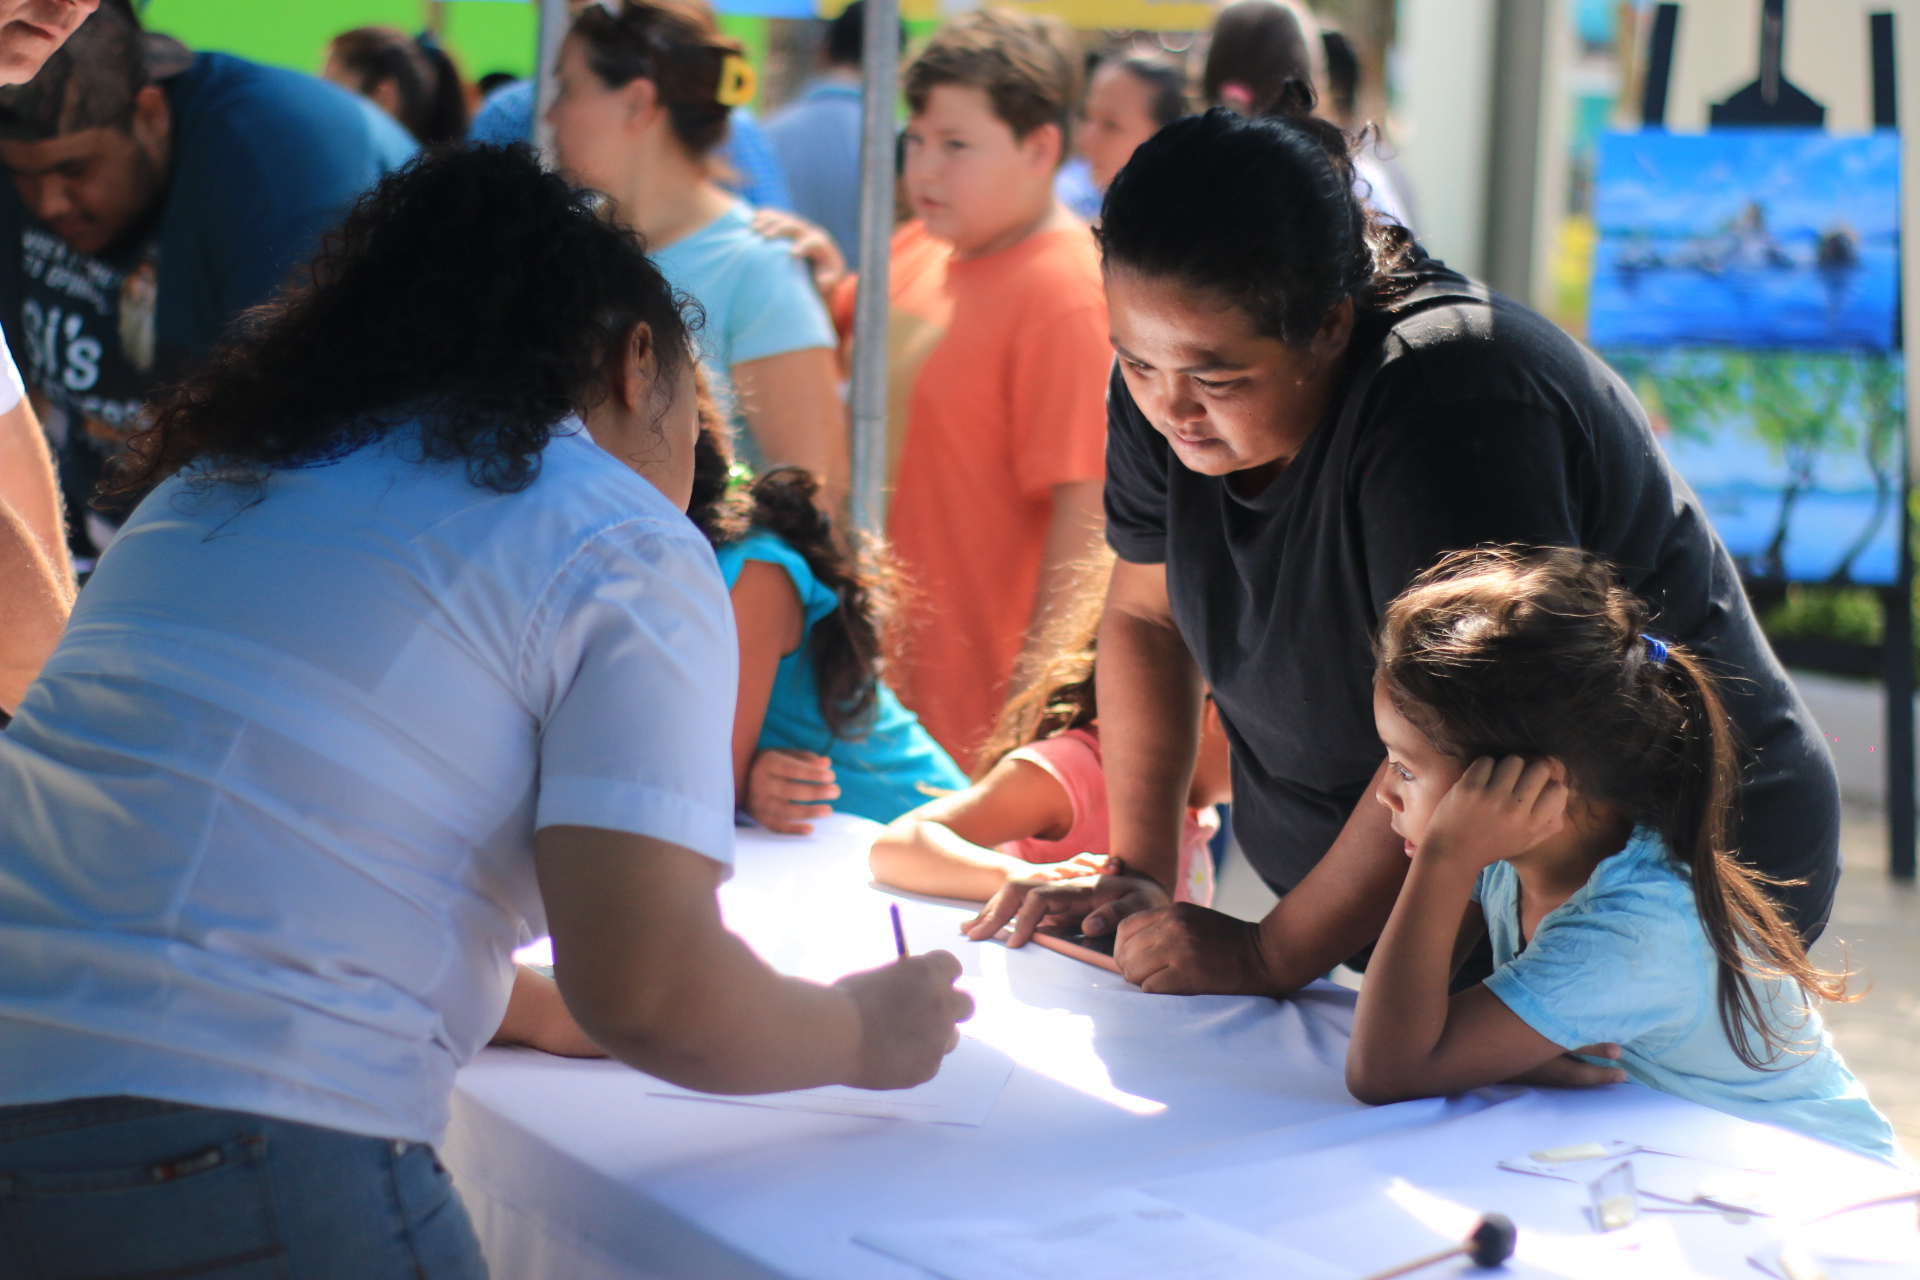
[0,423,737,1145]
[0,333,23,415]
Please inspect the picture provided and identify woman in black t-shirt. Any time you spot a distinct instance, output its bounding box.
[965,100,1840,1011]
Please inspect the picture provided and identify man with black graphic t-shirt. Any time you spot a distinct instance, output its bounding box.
[0,0,413,559]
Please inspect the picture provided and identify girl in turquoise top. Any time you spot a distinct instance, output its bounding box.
[688,416,966,831]
[1348,547,1896,1163]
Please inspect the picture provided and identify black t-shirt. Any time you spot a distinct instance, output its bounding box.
[1105,257,1840,936]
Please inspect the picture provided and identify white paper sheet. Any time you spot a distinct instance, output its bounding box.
[1750,1195,1920,1277]
[853,1189,1348,1280]
[644,1033,1015,1126]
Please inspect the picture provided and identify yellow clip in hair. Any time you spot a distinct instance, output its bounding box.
[716,53,756,107]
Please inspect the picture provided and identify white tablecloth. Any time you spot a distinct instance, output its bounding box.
[443,814,1918,1279]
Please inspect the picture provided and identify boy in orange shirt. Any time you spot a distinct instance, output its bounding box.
[835,9,1111,769]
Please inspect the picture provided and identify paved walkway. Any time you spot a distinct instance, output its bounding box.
[1812,805,1920,1160]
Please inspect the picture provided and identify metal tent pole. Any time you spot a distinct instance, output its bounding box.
[848,0,899,536]
[1873,9,1915,879]
[533,0,571,161]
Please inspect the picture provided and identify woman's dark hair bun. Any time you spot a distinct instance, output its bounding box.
[1269,75,1317,121]
[1097,107,1406,345]
[1260,76,1356,190]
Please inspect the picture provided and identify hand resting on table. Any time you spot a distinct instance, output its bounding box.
[962,872,1169,948]
[1114,903,1279,995]
[747,748,839,835]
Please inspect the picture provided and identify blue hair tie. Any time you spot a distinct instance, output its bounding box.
[1641,634,1668,666]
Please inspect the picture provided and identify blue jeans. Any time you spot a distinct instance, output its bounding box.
[0,1096,487,1279]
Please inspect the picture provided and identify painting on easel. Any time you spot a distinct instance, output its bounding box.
[1590,128,1904,587]
[1605,348,1904,586]
[1590,130,1899,351]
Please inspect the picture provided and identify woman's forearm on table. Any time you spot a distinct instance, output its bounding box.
[1244,763,1413,995]
[1096,573,1203,892]
[537,826,865,1094]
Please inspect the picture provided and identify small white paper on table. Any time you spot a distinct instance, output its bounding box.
[854,1189,1347,1280]
[1500,1141,1777,1213]
[646,1034,1014,1126]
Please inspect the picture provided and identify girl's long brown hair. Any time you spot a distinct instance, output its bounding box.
[970,548,1116,779]
[1374,546,1850,1070]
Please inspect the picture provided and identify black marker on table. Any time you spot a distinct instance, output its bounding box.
[890,903,909,958]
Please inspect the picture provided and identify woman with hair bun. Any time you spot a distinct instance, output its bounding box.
[0,145,969,1273]
[549,0,848,515]
[1201,0,1413,230]
[325,25,470,146]
[967,106,1841,1025]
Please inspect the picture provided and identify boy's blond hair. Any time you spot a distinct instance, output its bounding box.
[904,8,1082,160]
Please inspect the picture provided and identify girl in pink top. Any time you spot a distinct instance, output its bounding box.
[870,579,1232,909]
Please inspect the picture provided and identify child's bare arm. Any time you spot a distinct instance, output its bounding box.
[1348,757,1608,1103]
[493,964,607,1058]
[869,757,1077,900]
[731,561,838,835]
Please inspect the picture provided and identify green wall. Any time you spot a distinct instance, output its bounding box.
[138,0,537,81]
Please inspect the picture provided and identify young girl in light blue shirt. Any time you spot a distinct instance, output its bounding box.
[1348,547,1896,1164]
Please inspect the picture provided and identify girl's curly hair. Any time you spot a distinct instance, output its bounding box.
[686,389,895,740]
[106,143,695,498]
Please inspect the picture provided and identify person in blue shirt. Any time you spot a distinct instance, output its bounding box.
[1348,547,1897,1164]
[0,0,414,561]
[470,58,791,212]
[688,396,965,832]
[767,1,896,262]
[548,0,845,512]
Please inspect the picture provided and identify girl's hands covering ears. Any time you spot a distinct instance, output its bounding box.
[1421,756,1569,869]
[834,952,975,1089]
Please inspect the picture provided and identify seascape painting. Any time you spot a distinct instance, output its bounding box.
[1589,130,1899,351]
[1604,350,1905,586]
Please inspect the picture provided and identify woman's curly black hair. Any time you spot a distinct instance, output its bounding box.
[107,144,695,498]
[686,387,893,740]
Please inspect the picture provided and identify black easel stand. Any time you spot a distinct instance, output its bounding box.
[1641,5,1916,874]
[1872,10,1916,879]
[1887,521,1915,881]
[1709,0,1825,126]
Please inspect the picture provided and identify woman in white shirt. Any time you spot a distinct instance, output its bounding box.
[0,144,969,1278]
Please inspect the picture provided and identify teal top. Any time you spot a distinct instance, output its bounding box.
[1476,829,1897,1163]
[715,529,967,823]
